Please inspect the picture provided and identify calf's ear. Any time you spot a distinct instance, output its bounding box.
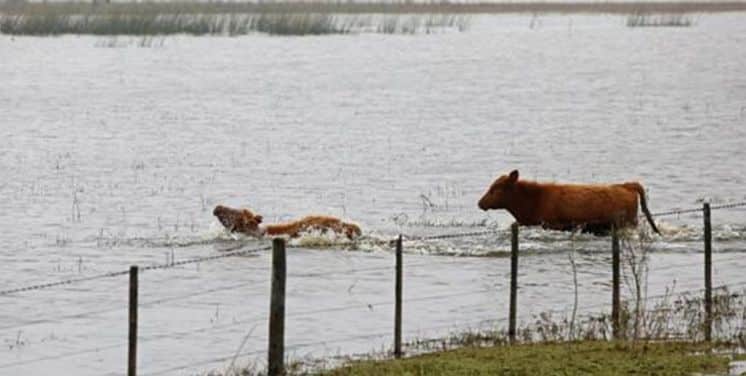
[508,170,519,183]
[255,215,263,223]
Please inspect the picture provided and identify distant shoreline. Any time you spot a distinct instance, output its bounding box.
[3,1,746,15]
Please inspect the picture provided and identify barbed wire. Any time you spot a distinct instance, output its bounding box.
[648,254,746,273]
[650,201,746,218]
[0,245,271,297]
[162,279,746,372]
[0,269,132,297]
[0,280,269,332]
[142,348,266,376]
[2,232,741,330]
[0,341,126,369]
[4,279,745,371]
[141,317,509,376]
[389,200,746,243]
[143,328,397,376]
[0,288,498,369]
[133,288,500,348]
[139,245,271,272]
[292,256,496,279]
[403,228,507,242]
[143,288,498,344]
[9,197,737,297]
[142,281,746,376]
[559,281,746,315]
[1,200,745,371]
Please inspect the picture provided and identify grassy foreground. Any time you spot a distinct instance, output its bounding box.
[324,341,732,376]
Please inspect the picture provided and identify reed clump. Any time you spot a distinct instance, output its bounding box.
[0,3,472,36]
[626,13,695,27]
[3,1,745,16]
[0,13,346,36]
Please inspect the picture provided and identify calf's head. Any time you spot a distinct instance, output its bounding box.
[213,205,263,236]
[478,170,519,211]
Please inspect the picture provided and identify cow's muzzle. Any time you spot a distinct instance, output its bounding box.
[478,200,488,211]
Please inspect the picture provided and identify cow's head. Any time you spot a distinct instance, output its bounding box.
[213,205,263,236]
[478,170,519,211]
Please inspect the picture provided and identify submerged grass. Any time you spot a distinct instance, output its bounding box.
[1,0,739,36]
[0,12,471,36]
[2,1,746,16]
[210,286,746,375]
[0,1,472,36]
[626,13,695,27]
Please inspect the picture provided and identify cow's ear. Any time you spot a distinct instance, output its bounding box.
[255,215,263,224]
[508,170,519,183]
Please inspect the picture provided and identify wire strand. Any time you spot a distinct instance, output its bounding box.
[0,245,271,297]
[651,201,746,218]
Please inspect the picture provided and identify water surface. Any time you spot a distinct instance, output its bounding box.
[1,13,746,375]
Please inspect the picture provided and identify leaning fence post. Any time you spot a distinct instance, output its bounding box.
[268,238,286,376]
[611,226,621,340]
[704,202,712,342]
[394,235,403,358]
[128,265,138,376]
[509,223,519,342]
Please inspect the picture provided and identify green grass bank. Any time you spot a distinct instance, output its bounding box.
[324,341,737,376]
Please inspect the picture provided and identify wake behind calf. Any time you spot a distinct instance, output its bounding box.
[213,205,362,240]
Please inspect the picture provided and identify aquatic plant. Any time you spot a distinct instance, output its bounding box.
[0,5,471,36]
[626,13,695,27]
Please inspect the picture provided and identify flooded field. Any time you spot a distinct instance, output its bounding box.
[1,13,746,375]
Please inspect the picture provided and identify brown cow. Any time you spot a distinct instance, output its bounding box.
[477,170,660,235]
[213,205,362,240]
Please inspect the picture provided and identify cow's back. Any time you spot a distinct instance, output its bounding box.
[535,183,639,226]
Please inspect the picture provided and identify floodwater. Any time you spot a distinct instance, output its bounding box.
[2,13,746,376]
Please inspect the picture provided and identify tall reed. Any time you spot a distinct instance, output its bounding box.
[626,13,695,27]
[0,12,470,36]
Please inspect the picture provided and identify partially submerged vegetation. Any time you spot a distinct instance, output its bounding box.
[325,341,734,376]
[0,1,476,36]
[626,13,695,27]
[0,12,471,36]
[213,227,746,375]
[0,0,741,36]
[2,1,746,16]
[213,286,746,375]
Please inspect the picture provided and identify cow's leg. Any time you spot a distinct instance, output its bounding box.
[581,222,611,236]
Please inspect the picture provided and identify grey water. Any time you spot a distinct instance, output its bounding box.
[1,13,746,375]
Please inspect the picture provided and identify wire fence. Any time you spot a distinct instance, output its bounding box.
[0,245,271,297]
[140,281,746,376]
[3,200,743,298]
[1,200,745,375]
[650,201,746,218]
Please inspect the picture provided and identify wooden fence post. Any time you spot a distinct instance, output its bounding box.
[128,265,138,376]
[394,235,403,358]
[611,226,621,340]
[704,202,712,342]
[268,238,286,376]
[509,223,519,342]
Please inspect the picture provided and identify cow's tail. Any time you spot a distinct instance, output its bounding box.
[626,182,660,235]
